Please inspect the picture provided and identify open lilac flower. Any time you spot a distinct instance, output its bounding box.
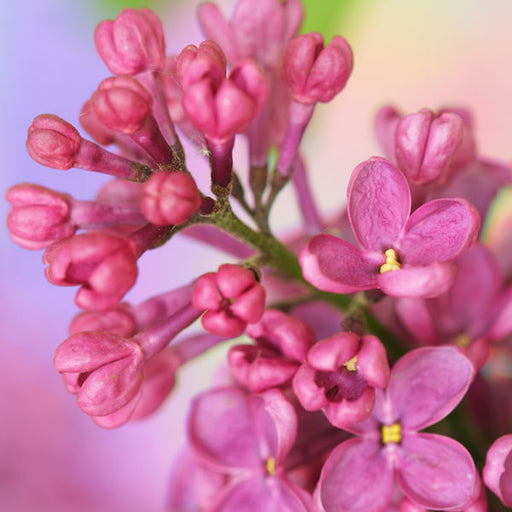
[187,387,312,511]
[317,346,476,512]
[300,157,480,298]
[293,332,389,428]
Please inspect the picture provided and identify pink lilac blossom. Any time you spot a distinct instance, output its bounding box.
[10,0,512,510]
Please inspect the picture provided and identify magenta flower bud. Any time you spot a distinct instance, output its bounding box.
[176,40,227,89]
[192,264,266,337]
[395,109,465,185]
[6,184,75,250]
[43,232,138,311]
[292,332,390,428]
[94,8,165,76]
[283,32,353,105]
[182,59,268,144]
[140,171,201,225]
[91,75,152,135]
[69,305,137,338]
[229,309,316,392]
[27,114,81,169]
[483,434,512,507]
[54,331,145,416]
[80,99,117,146]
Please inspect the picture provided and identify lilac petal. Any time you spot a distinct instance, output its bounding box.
[387,346,474,431]
[250,389,298,465]
[374,105,401,160]
[397,433,476,510]
[489,288,512,340]
[188,387,261,471]
[394,298,438,345]
[319,438,394,512]
[398,199,480,266]
[483,434,512,507]
[300,234,381,294]
[212,475,311,512]
[378,262,456,298]
[348,157,411,251]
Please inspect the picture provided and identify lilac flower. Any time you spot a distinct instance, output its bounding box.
[483,434,512,507]
[300,157,480,298]
[187,386,312,511]
[293,332,389,428]
[229,309,316,392]
[317,346,476,512]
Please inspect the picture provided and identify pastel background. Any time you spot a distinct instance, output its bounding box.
[1,0,511,510]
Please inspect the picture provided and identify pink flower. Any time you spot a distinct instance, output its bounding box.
[300,157,480,298]
[94,8,165,76]
[317,346,476,512]
[141,171,202,225]
[229,309,316,392]
[187,387,312,510]
[198,0,304,70]
[6,184,75,250]
[293,332,389,428]
[283,32,353,105]
[192,264,266,337]
[43,232,138,311]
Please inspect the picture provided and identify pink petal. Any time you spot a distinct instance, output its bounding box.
[483,434,512,507]
[397,433,476,510]
[292,363,329,411]
[212,475,311,512]
[348,158,410,251]
[324,386,376,429]
[394,297,438,345]
[300,234,381,294]
[387,346,474,431]
[398,199,480,266]
[319,438,394,512]
[378,262,456,298]
[188,387,261,471]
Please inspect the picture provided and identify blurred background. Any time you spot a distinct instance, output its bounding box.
[1,0,512,509]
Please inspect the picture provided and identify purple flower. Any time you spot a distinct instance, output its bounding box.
[187,387,312,511]
[300,157,480,298]
[317,346,476,512]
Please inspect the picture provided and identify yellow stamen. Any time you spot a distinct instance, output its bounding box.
[455,333,470,348]
[343,355,358,372]
[381,423,402,444]
[265,457,276,475]
[379,249,401,274]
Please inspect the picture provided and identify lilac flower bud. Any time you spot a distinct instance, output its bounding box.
[181,58,268,144]
[43,232,138,311]
[283,32,353,105]
[27,114,146,179]
[229,309,316,392]
[141,171,201,226]
[192,264,266,337]
[6,184,75,250]
[27,114,81,169]
[94,8,165,76]
[91,75,153,135]
[292,332,390,427]
[54,331,145,416]
[395,109,465,185]
[69,305,137,338]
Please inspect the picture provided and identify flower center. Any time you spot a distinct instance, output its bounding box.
[343,355,358,372]
[379,248,401,273]
[381,422,402,444]
[265,457,276,475]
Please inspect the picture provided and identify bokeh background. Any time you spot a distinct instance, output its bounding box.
[2,0,512,509]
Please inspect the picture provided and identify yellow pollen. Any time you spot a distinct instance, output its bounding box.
[381,423,402,444]
[379,249,401,273]
[265,457,276,476]
[343,355,358,372]
[455,333,471,348]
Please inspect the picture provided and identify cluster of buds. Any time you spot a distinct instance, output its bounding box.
[7,0,512,510]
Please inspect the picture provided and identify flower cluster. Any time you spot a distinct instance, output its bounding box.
[7,0,512,510]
